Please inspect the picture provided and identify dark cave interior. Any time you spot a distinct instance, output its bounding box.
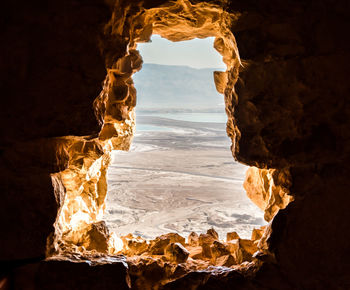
[1,0,350,289]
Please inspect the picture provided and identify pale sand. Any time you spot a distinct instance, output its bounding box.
[104,117,266,240]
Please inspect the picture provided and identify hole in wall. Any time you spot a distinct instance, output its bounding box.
[105,35,267,241]
[47,2,294,287]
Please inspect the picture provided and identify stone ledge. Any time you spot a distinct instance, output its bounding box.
[13,255,130,290]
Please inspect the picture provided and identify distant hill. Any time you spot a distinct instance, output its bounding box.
[133,63,225,112]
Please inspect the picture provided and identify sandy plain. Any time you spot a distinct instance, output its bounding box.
[104,115,266,240]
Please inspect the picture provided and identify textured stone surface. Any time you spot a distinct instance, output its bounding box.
[243,167,293,221]
[228,0,350,287]
[160,233,186,246]
[188,232,199,247]
[251,227,265,242]
[122,235,149,256]
[164,243,190,264]
[35,257,130,290]
[206,228,219,241]
[227,231,240,241]
[12,255,130,290]
[80,221,110,253]
[216,254,236,267]
[188,246,203,260]
[149,236,171,255]
[210,241,230,261]
[1,0,350,289]
[162,267,249,289]
[198,233,217,259]
[0,0,112,261]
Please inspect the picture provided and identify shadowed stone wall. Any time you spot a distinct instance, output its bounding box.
[1,0,349,289]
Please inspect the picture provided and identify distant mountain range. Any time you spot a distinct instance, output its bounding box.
[133,63,225,112]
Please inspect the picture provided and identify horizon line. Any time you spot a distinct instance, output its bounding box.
[141,62,226,70]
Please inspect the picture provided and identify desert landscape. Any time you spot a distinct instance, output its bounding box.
[105,113,266,240]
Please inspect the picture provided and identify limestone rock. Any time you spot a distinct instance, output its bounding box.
[122,233,134,240]
[188,232,199,246]
[127,257,169,289]
[198,233,216,259]
[188,246,203,260]
[214,71,228,94]
[206,228,219,240]
[210,241,231,260]
[109,82,129,103]
[201,243,213,259]
[251,227,266,241]
[81,221,110,253]
[3,0,350,288]
[226,239,239,253]
[229,239,259,264]
[239,239,258,256]
[215,255,237,267]
[160,233,186,246]
[243,167,293,221]
[165,243,190,263]
[197,230,219,259]
[149,237,171,255]
[123,235,149,256]
[227,232,240,241]
[198,234,216,246]
[36,256,130,290]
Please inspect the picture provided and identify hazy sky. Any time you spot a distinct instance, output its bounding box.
[137,35,226,69]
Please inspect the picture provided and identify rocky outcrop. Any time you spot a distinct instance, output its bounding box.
[243,167,293,221]
[1,0,350,289]
[13,255,130,290]
[164,243,190,263]
[0,0,112,261]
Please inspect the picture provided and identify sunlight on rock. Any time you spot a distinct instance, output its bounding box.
[109,232,124,254]
[44,1,293,287]
[3,0,347,288]
[105,35,267,241]
[244,167,294,222]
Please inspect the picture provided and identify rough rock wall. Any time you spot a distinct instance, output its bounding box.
[50,0,245,256]
[0,0,112,261]
[1,0,350,289]
[230,0,350,287]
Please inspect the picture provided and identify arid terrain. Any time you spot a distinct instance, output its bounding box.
[105,114,266,240]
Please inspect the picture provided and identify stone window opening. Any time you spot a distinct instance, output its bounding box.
[104,34,267,242]
[46,1,294,288]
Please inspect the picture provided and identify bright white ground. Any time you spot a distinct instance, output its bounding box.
[104,114,266,240]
